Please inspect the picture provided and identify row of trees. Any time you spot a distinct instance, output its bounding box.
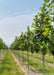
[0,38,8,50]
[10,0,54,74]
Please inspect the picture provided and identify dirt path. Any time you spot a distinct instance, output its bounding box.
[11,52,41,75]
[10,51,27,75]
[23,55,54,67]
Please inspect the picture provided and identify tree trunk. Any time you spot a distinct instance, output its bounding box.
[43,52,45,75]
[22,50,23,65]
[27,49,29,70]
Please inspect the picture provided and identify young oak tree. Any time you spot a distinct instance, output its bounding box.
[26,26,31,70]
[30,31,34,56]
[20,32,25,64]
[31,0,53,74]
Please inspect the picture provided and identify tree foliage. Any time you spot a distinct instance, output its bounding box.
[10,0,54,56]
[0,38,8,50]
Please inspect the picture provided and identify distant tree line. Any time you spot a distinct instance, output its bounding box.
[0,38,8,50]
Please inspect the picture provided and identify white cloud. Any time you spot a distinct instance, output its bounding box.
[0,13,35,47]
[0,12,54,47]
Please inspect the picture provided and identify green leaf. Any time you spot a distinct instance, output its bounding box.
[47,3,51,7]
[43,3,46,7]
[44,0,50,3]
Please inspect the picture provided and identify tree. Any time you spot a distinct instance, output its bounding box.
[26,26,31,70]
[20,32,25,64]
[0,38,8,50]
[48,28,54,58]
[30,31,34,55]
[31,0,53,74]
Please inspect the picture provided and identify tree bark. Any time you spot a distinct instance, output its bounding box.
[27,49,29,70]
[43,52,45,75]
[22,50,23,65]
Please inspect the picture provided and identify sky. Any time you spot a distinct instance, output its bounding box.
[0,0,54,47]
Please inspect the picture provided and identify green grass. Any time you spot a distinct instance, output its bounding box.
[12,50,54,75]
[0,50,25,75]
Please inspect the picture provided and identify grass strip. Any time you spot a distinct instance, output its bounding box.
[12,50,54,75]
[0,50,25,75]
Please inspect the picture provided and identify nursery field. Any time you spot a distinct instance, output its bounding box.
[0,50,26,75]
[0,0,54,75]
[11,50,54,75]
[0,50,54,75]
[18,50,54,64]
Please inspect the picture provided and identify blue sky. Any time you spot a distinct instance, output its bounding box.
[0,0,54,47]
[0,0,43,19]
